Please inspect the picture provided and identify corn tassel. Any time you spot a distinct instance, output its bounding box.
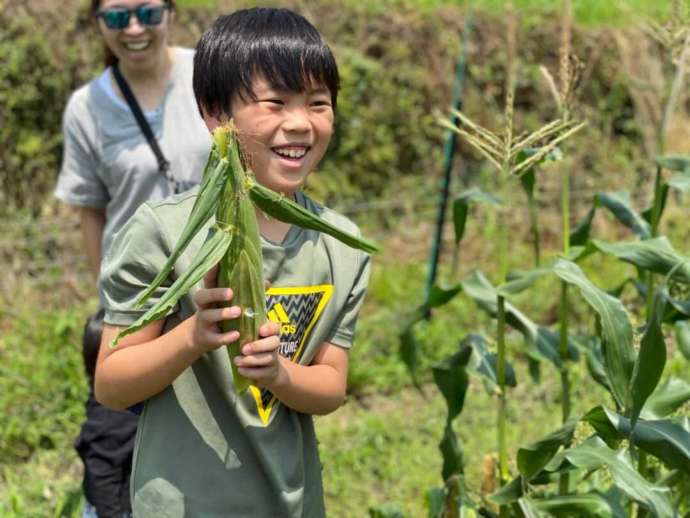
[112,124,378,394]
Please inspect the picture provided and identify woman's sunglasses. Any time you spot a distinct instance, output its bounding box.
[96,4,169,31]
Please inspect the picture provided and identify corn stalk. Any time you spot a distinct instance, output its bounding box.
[439,3,585,508]
[111,124,378,393]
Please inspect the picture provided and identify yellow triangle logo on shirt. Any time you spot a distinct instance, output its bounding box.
[249,284,333,425]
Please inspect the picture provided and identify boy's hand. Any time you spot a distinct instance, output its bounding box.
[185,265,241,354]
[234,321,283,388]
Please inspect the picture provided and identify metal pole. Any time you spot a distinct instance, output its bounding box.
[424,16,472,305]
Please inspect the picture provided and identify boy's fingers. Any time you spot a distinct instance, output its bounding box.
[235,353,273,367]
[200,306,242,324]
[216,330,240,346]
[258,321,280,337]
[194,287,233,308]
[242,335,280,355]
[203,264,220,289]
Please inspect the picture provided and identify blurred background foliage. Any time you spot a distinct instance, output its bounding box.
[3,0,687,217]
[1,0,689,516]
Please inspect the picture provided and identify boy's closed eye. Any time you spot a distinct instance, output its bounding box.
[260,98,284,105]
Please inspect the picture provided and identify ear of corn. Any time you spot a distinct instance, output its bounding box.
[112,124,377,394]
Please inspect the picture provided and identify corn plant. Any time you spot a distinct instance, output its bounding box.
[111,124,377,393]
[393,3,690,517]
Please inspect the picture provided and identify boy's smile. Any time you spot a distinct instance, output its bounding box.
[227,76,334,195]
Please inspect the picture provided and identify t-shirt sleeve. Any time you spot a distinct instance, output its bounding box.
[327,250,372,349]
[54,94,109,208]
[99,203,174,327]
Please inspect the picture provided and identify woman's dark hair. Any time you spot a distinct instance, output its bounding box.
[90,0,175,68]
[193,7,340,118]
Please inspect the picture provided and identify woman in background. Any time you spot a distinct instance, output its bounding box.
[54,1,210,515]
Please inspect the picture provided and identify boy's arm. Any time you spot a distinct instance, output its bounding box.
[95,319,196,411]
[236,341,349,416]
[95,285,277,410]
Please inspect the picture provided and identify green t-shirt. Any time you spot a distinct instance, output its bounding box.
[100,188,371,517]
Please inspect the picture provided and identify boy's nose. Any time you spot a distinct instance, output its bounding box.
[282,108,311,133]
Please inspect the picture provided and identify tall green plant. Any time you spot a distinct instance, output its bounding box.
[391,2,690,517]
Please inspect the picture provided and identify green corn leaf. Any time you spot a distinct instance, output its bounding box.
[575,336,612,393]
[426,283,464,310]
[112,226,233,346]
[642,182,670,226]
[655,155,690,173]
[425,488,444,518]
[592,237,690,283]
[500,261,635,405]
[432,346,471,423]
[551,259,635,412]
[583,406,623,448]
[488,476,524,505]
[460,333,517,395]
[570,190,652,245]
[563,437,675,518]
[452,188,500,246]
[439,423,464,481]
[596,191,651,239]
[666,173,690,193]
[629,286,667,428]
[641,377,690,420]
[135,155,227,307]
[463,271,578,370]
[517,418,577,481]
[402,283,463,331]
[528,492,627,518]
[516,497,542,518]
[248,181,379,253]
[498,262,556,296]
[570,205,596,247]
[399,324,422,391]
[585,406,690,475]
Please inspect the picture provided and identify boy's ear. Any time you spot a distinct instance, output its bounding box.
[201,108,226,133]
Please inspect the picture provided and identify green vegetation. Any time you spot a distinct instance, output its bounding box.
[1,0,689,516]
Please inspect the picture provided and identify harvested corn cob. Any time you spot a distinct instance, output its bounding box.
[111,124,378,393]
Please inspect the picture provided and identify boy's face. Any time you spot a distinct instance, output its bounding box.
[205,75,334,195]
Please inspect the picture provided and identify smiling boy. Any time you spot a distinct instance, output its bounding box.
[94,8,371,517]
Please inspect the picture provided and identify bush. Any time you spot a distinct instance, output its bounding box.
[0,3,100,216]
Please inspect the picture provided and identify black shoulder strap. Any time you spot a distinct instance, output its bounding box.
[112,64,178,191]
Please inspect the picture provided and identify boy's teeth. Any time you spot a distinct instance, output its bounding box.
[274,147,307,158]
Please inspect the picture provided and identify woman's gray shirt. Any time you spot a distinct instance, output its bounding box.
[55,47,210,262]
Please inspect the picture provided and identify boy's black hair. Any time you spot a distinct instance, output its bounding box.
[193,7,340,118]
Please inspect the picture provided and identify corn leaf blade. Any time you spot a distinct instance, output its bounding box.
[112,226,232,346]
[135,156,227,307]
[248,182,379,253]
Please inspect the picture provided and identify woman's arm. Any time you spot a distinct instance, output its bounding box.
[79,206,106,279]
